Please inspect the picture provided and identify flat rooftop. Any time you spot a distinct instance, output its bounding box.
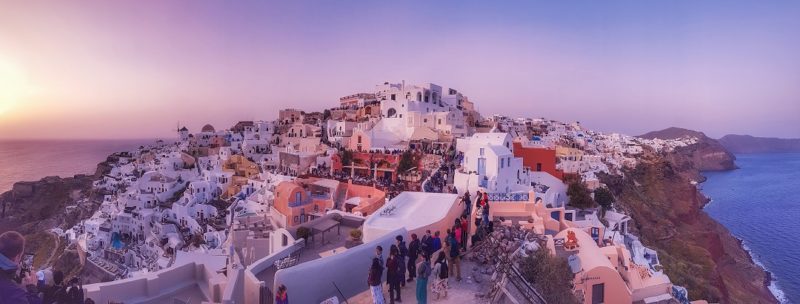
[363,192,458,232]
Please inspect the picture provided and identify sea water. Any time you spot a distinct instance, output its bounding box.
[703,153,800,303]
[0,139,157,193]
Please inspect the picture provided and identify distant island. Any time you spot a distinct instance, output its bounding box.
[718,134,800,154]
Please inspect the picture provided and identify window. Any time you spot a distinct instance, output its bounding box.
[391,94,396,101]
[438,119,442,125]
[479,148,485,156]
[295,192,302,203]
[536,163,542,171]
[500,159,504,168]
[591,283,605,304]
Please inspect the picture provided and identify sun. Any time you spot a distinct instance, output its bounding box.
[0,55,35,116]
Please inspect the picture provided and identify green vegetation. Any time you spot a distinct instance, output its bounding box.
[296,226,311,244]
[349,229,362,241]
[397,150,415,173]
[519,249,579,304]
[340,150,354,166]
[594,187,614,212]
[566,178,595,209]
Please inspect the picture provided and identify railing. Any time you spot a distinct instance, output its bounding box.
[487,192,530,202]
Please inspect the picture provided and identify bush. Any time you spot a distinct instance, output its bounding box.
[567,179,595,209]
[594,187,615,211]
[519,249,579,304]
[349,229,363,241]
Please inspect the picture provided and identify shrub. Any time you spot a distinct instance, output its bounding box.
[296,226,311,241]
[349,229,363,241]
[519,249,579,304]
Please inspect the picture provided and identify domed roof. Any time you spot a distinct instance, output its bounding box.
[201,124,215,133]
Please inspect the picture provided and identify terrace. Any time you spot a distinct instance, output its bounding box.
[252,213,364,298]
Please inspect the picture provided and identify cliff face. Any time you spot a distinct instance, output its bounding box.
[600,150,776,303]
[719,134,800,154]
[640,127,737,171]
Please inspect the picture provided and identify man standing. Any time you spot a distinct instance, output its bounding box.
[0,231,33,304]
[395,235,407,287]
[407,234,419,283]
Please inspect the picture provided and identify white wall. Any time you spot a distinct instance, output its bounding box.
[273,228,407,304]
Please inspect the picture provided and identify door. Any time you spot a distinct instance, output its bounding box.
[592,283,604,304]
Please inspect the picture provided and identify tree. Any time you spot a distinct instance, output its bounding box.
[594,187,615,211]
[397,150,415,173]
[567,179,595,209]
[519,249,579,304]
[340,150,354,166]
[323,109,332,120]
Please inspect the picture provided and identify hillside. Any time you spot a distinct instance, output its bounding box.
[719,134,800,154]
[599,155,777,303]
[640,127,736,171]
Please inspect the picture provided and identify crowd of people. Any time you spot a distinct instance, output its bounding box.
[367,213,473,304]
[0,231,91,304]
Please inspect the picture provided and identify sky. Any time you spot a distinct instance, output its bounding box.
[0,0,799,140]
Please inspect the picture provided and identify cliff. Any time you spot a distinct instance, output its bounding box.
[640,127,736,171]
[719,134,800,154]
[599,151,776,303]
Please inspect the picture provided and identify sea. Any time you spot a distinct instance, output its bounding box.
[703,153,800,304]
[0,139,158,194]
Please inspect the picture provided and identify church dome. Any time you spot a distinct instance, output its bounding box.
[201,124,215,133]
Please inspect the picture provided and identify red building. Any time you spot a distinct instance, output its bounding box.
[512,142,564,180]
[332,151,402,181]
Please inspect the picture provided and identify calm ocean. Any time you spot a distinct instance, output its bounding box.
[0,139,158,194]
[703,153,800,304]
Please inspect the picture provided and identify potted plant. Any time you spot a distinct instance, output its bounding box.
[346,229,363,248]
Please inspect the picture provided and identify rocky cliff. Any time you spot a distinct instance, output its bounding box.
[719,134,800,154]
[640,127,737,171]
[600,135,776,303]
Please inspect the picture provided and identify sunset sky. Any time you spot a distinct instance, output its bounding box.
[1,1,799,139]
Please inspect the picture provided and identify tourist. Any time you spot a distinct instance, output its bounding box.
[67,277,84,304]
[275,284,288,304]
[386,246,401,304]
[375,245,384,268]
[415,253,431,304]
[368,257,385,304]
[420,230,433,257]
[36,270,45,290]
[447,231,461,281]
[0,231,36,304]
[395,235,408,287]
[430,252,448,300]
[459,215,469,250]
[26,284,43,304]
[406,234,419,283]
[431,231,442,254]
[461,192,472,217]
[43,270,69,304]
[481,199,491,228]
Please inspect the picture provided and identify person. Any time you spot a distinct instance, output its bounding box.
[475,190,483,209]
[375,245,384,269]
[67,278,84,304]
[446,230,461,281]
[481,199,491,228]
[459,215,469,250]
[43,270,69,304]
[461,192,472,217]
[395,235,407,287]
[386,246,401,303]
[36,270,45,290]
[453,219,462,249]
[415,253,431,304]
[275,284,288,304]
[431,252,449,300]
[420,230,433,257]
[368,257,385,304]
[26,284,43,304]
[0,231,34,304]
[431,231,442,254]
[406,234,419,283]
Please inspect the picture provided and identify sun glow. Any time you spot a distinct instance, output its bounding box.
[0,55,36,117]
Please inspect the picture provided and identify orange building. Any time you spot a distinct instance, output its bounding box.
[512,141,564,180]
